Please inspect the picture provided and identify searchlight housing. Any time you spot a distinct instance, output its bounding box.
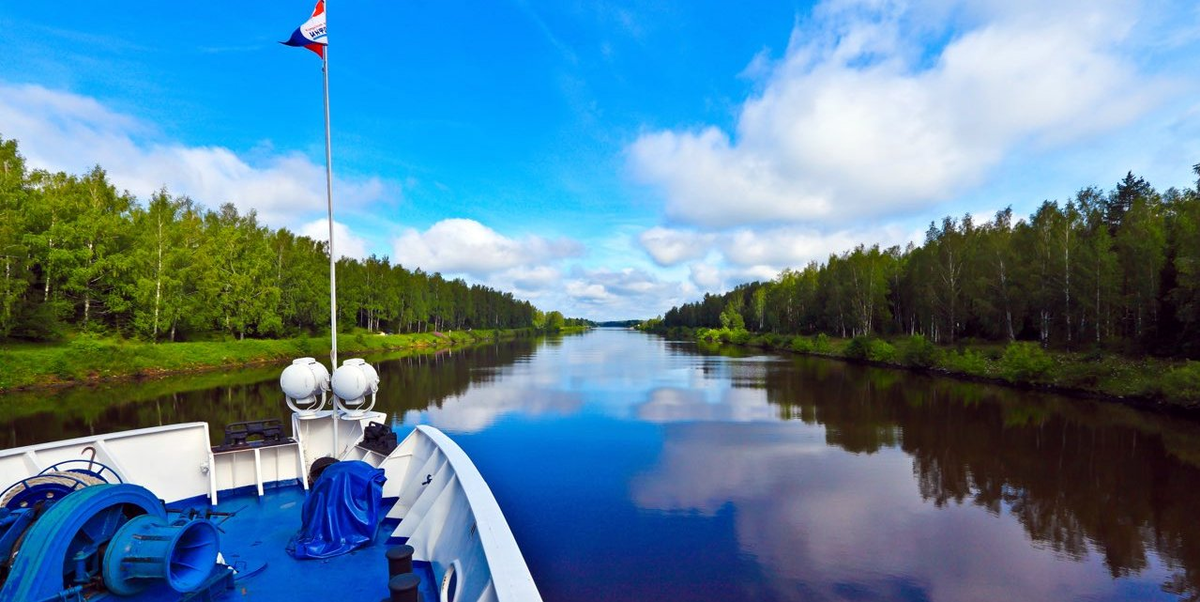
[330,358,379,417]
[280,357,331,415]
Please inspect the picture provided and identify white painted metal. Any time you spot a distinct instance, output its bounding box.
[0,414,541,601]
[320,33,338,372]
[331,358,379,416]
[371,426,543,602]
[281,357,331,414]
[0,423,214,504]
[290,409,387,471]
[210,442,306,502]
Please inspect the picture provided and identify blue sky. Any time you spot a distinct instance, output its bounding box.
[3,1,1199,320]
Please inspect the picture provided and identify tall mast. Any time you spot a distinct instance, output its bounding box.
[321,4,339,458]
[322,42,337,369]
[321,7,340,458]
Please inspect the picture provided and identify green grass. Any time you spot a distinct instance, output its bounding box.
[659,327,1200,410]
[0,328,534,392]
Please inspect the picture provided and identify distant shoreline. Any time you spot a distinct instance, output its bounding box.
[641,326,1200,414]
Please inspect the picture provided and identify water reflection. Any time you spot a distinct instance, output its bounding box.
[636,346,1200,601]
[0,338,542,447]
[635,387,778,423]
[634,421,1174,601]
[3,329,1200,601]
[408,386,584,433]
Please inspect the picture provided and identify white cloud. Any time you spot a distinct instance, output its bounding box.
[391,218,582,275]
[639,224,919,292]
[687,262,781,293]
[719,224,915,267]
[506,265,562,291]
[0,82,390,228]
[564,280,615,304]
[553,267,696,319]
[688,262,722,290]
[642,224,915,269]
[627,0,1162,228]
[565,267,663,305]
[561,269,686,305]
[298,219,369,260]
[638,226,715,266]
[383,219,678,318]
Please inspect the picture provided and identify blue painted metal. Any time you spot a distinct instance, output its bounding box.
[411,560,439,602]
[0,482,434,602]
[166,485,437,602]
[286,461,386,560]
[0,507,36,573]
[41,458,124,484]
[102,515,221,596]
[0,483,164,602]
[0,472,93,510]
[444,563,458,602]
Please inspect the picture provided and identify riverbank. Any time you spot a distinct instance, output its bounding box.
[0,328,560,392]
[644,326,1200,411]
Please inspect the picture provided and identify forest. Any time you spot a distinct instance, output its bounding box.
[654,165,1200,360]
[0,136,560,342]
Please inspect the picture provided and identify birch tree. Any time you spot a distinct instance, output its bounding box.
[0,138,29,336]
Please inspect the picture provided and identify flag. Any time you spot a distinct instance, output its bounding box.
[282,1,327,58]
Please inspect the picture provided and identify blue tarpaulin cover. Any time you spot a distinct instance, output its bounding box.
[287,460,386,560]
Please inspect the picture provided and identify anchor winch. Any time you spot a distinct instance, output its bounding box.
[0,483,228,602]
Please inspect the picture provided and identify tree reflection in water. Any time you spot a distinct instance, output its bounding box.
[4,332,1200,600]
[0,338,539,448]
[753,354,1200,600]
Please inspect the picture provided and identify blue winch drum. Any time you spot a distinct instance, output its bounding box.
[102,515,221,596]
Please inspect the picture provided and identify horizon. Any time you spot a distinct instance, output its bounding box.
[3,1,1199,321]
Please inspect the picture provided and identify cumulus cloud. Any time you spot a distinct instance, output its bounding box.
[638,223,919,292]
[384,220,698,320]
[688,262,722,290]
[383,219,680,316]
[391,218,582,276]
[686,262,782,293]
[298,219,370,260]
[557,267,695,317]
[642,224,915,269]
[718,224,916,267]
[0,82,390,228]
[506,265,563,291]
[638,226,715,266]
[564,269,643,305]
[627,0,1160,228]
[565,280,614,304]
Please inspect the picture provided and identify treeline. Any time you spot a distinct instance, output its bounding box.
[0,136,549,342]
[656,166,1200,358]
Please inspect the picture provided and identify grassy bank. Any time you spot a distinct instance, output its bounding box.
[648,326,1200,410]
[0,328,542,392]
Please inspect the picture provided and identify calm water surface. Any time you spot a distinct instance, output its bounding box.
[4,329,1200,601]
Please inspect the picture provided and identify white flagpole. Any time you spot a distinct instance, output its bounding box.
[320,6,339,457]
[322,52,337,370]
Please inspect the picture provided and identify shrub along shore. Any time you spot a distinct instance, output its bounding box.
[646,326,1200,411]
[0,327,588,393]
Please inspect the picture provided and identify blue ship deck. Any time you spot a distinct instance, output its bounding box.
[165,483,437,602]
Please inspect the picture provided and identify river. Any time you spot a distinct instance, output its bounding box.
[3,328,1200,601]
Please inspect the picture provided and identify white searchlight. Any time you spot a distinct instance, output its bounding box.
[330,358,379,417]
[280,357,331,416]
